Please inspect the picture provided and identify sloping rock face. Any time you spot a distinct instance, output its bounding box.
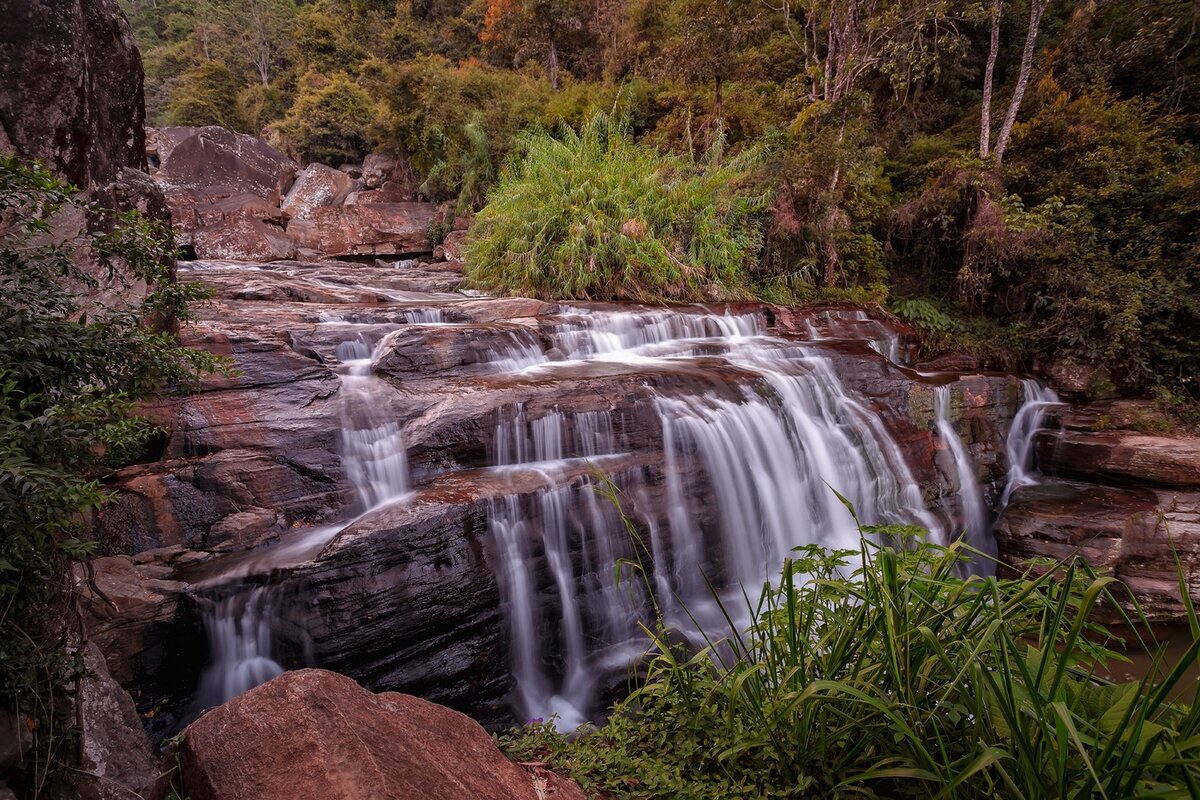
[162,669,584,800]
[995,402,1200,620]
[282,163,359,221]
[155,126,298,205]
[310,202,439,256]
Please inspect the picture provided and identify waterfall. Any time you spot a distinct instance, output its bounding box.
[1000,379,1061,508]
[933,384,991,559]
[483,310,947,728]
[487,406,650,727]
[194,587,283,709]
[194,331,412,708]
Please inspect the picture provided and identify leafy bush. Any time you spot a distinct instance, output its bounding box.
[0,157,222,791]
[465,113,768,301]
[279,71,377,165]
[501,513,1200,798]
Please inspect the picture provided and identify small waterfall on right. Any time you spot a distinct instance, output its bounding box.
[1000,379,1062,508]
[933,384,991,560]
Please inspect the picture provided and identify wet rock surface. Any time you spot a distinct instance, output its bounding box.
[162,669,584,800]
[75,256,1200,743]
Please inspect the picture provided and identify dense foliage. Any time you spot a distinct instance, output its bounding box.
[465,114,766,301]
[119,0,1200,397]
[0,157,220,790]
[502,522,1200,798]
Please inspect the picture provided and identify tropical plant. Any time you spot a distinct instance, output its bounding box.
[465,112,768,302]
[0,157,223,793]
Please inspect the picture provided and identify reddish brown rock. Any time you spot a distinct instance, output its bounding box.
[312,202,438,256]
[995,479,1200,621]
[156,126,297,206]
[75,555,189,684]
[191,213,297,261]
[1036,430,1200,489]
[163,669,584,800]
[282,163,358,221]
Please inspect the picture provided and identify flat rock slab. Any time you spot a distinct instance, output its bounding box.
[163,669,583,800]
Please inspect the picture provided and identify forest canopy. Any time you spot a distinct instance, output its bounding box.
[120,0,1200,401]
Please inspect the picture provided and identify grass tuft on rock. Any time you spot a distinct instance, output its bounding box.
[464,113,767,303]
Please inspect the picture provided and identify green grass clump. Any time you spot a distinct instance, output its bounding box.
[501,519,1200,798]
[464,113,767,303]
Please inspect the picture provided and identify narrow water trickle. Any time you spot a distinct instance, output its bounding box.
[1000,379,1061,508]
[933,384,991,560]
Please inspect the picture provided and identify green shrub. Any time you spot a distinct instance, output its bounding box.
[464,112,768,301]
[279,71,377,165]
[0,157,223,792]
[501,511,1200,798]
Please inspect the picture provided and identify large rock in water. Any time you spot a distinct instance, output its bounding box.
[163,669,584,800]
[308,202,438,256]
[154,126,299,260]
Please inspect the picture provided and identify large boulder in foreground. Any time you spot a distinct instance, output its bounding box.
[164,669,583,800]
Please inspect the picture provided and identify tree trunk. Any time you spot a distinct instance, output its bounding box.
[548,39,560,90]
[994,0,1048,164]
[980,0,1002,158]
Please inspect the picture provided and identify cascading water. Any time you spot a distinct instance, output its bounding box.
[933,384,991,559]
[482,308,950,727]
[487,406,648,728]
[1000,379,1061,508]
[193,328,415,709]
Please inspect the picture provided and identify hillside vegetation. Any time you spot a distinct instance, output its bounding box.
[120,0,1200,401]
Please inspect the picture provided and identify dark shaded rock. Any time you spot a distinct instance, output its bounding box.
[161,669,584,800]
[0,0,145,190]
[55,643,160,800]
[1041,357,1118,401]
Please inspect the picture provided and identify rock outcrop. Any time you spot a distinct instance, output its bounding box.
[0,0,146,190]
[162,669,584,800]
[0,0,172,309]
[995,400,1200,619]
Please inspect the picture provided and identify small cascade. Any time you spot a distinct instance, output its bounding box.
[484,308,763,370]
[193,331,413,709]
[800,308,905,365]
[487,407,647,728]
[194,587,283,709]
[402,308,446,324]
[1000,379,1061,507]
[933,385,991,558]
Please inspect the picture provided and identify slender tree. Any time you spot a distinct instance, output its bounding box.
[993,0,1049,163]
[979,0,1002,157]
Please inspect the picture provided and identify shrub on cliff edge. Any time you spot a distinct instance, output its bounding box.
[464,113,768,302]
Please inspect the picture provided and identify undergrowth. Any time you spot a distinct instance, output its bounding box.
[500,508,1200,799]
[464,113,768,303]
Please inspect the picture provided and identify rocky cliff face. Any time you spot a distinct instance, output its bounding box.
[0,0,146,189]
